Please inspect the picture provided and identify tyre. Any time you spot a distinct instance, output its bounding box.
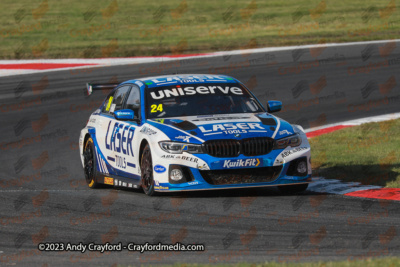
[141,144,156,196]
[278,183,308,194]
[83,137,100,188]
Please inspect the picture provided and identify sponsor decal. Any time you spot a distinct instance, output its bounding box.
[149,75,225,84]
[115,155,126,169]
[161,155,175,159]
[154,119,165,124]
[281,147,308,158]
[193,116,250,121]
[116,111,132,116]
[188,181,199,185]
[140,126,157,135]
[105,121,135,156]
[150,86,243,99]
[154,165,166,173]
[199,122,265,135]
[175,135,191,142]
[110,178,137,188]
[197,163,210,170]
[104,177,113,185]
[179,155,198,163]
[160,154,199,163]
[154,180,169,190]
[222,158,261,169]
[109,103,116,113]
[279,130,293,135]
[154,185,169,190]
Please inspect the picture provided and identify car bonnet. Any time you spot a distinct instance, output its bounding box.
[146,113,295,143]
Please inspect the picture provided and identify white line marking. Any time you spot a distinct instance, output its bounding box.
[305,112,400,132]
[307,177,382,195]
[2,39,400,77]
[249,130,267,132]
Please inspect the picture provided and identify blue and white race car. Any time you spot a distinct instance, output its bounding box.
[79,74,311,196]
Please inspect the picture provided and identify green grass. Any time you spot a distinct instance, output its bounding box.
[1,0,400,59]
[309,118,400,188]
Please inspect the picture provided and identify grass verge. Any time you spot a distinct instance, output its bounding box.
[309,118,400,188]
[1,0,400,59]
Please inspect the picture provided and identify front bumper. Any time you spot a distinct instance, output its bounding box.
[154,159,312,192]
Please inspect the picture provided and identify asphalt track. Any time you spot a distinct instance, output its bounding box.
[1,41,400,265]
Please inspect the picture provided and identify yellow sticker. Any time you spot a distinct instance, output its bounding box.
[150,104,163,113]
[104,177,114,185]
[106,96,113,111]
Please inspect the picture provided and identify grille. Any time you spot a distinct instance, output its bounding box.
[203,137,273,157]
[200,166,282,185]
[203,140,240,157]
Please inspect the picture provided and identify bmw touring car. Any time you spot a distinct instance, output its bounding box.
[79,74,311,196]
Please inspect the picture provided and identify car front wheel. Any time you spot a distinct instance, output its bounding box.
[141,144,156,196]
[83,137,100,188]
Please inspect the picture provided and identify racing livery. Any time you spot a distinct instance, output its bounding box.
[79,74,311,196]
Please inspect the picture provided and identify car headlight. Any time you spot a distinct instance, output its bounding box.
[159,141,204,154]
[273,133,302,149]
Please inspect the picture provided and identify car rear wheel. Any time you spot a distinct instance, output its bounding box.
[278,183,308,194]
[83,137,100,188]
[141,144,156,196]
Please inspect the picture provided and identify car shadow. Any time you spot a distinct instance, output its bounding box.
[113,183,325,199]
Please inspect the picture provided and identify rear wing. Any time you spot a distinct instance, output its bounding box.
[85,83,119,96]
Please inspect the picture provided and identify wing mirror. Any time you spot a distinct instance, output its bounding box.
[114,109,135,120]
[267,101,282,113]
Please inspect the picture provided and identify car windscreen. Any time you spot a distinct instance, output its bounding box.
[146,83,264,118]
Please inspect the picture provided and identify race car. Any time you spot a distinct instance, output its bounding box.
[79,74,311,196]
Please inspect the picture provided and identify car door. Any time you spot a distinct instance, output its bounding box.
[96,85,131,173]
[112,85,141,176]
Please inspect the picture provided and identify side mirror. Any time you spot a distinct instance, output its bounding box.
[267,100,282,113]
[114,109,135,120]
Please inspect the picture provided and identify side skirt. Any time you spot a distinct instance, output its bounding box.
[95,172,141,189]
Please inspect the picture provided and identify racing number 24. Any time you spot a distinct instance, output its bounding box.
[150,104,163,113]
